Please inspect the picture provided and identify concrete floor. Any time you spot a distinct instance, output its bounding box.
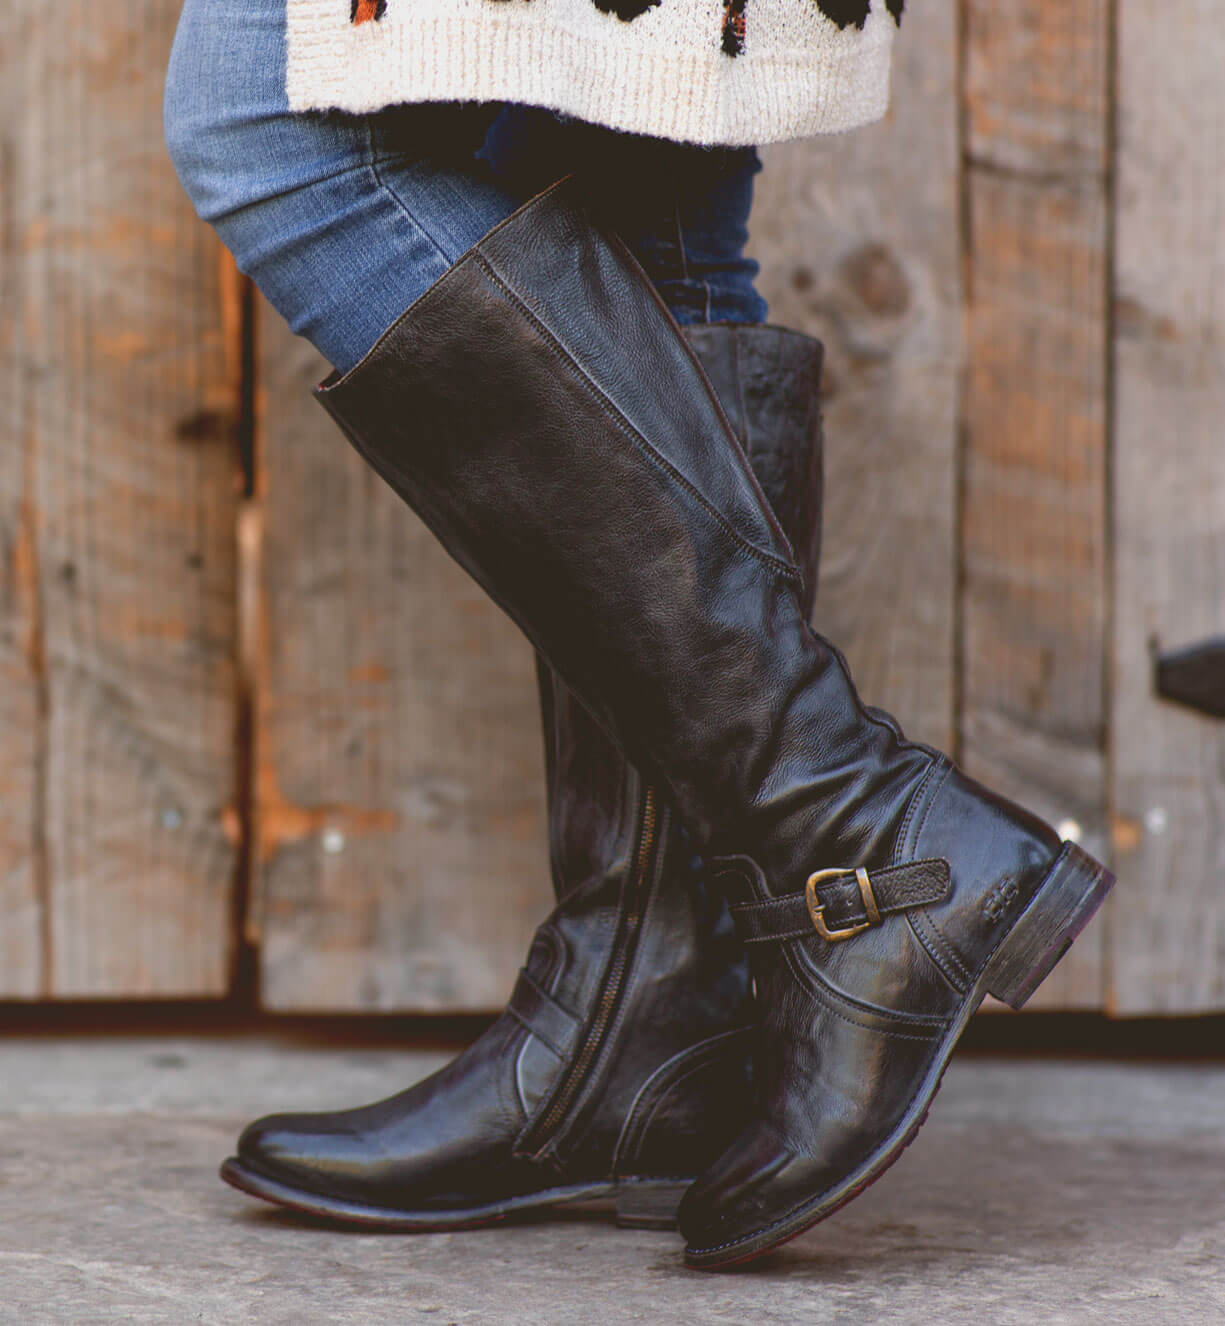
[2,1036,1223,1325]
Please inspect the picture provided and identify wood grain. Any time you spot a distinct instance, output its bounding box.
[253,319,552,1011]
[0,11,46,994]
[961,0,1113,1008]
[1110,0,1225,1012]
[751,0,961,752]
[4,3,239,996]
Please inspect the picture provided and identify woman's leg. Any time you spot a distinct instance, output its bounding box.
[165,2,817,1238]
[164,0,516,375]
[166,4,1109,1271]
[480,106,768,327]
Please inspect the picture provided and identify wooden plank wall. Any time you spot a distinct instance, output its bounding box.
[754,0,961,756]
[4,1,1225,1013]
[1110,0,1225,1013]
[0,18,45,994]
[252,322,552,1011]
[0,3,239,997]
[960,0,1113,1008]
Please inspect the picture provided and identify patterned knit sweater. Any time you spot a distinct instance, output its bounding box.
[286,0,903,147]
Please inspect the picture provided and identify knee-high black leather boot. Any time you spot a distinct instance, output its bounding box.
[245,179,1112,1269]
[221,323,825,1231]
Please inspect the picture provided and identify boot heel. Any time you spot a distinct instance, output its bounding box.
[983,842,1114,1010]
[614,1180,689,1230]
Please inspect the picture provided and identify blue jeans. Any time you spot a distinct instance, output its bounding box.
[164,0,767,375]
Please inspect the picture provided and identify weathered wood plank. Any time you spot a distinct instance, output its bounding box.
[8,4,239,996]
[1110,0,1225,1013]
[961,0,1112,1008]
[0,14,46,994]
[751,0,960,752]
[254,319,552,1011]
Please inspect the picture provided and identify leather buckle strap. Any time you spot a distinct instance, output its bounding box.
[806,867,880,942]
[729,858,952,946]
[507,968,581,1059]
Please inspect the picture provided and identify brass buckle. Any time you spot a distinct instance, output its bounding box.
[805,867,882,943]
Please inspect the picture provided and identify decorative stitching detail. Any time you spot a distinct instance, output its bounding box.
[783,938,950,1034]
[983,878,1020,924]
[613,1028,751,1174]
[472,253,803,587]
[908,762,951,858]
[895,759,978,990]
[746,925,812,944]
[915,908,973,987]
[783,947,949,1043]
[350,0,386,24]
[895,757,948,865]
[906,909,969,994]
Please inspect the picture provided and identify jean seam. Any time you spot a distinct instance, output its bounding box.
[363,119,455,269]
[672,197,715,326]
[672,196,691,284]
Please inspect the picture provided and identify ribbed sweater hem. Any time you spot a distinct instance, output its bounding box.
[286,8,894,147]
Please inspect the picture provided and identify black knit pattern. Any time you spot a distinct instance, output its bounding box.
[350,0,902,58]
[721,0,747,55]
[593,0,662,20]
[813,0,903,30]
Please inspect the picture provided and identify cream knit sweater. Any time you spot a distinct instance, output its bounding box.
[286,0,901,147]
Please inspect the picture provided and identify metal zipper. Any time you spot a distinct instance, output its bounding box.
[519,784,660,1157]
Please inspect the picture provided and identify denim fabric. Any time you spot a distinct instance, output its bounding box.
[480,107,767,330]
[164,0,767,375]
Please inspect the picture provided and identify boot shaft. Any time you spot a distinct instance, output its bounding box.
[520,323,826,1167]
[537,321,826,907]
[685,323,824,620]
[317,179,913,892]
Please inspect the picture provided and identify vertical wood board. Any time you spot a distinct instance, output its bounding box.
[254,322,552,1011]
[961,0,1113,1008]
[0,10,47,996]
[8,3,239,996]
[751,0,961,752]
[1110,0,1225,1012]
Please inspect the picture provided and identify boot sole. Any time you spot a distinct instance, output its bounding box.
[220,1157,688,1231]
[684,841,1115,1270]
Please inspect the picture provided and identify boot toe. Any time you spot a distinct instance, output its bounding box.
[679,1121,833,1260]
[235,1111,367,1197]
[679,1101,903,1265]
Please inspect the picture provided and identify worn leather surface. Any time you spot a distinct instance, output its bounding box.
[308,180,1103,1259]
[236,320,826,1215]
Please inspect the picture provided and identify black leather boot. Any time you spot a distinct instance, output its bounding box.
[256,180,1112,1269]
[220,323,826,1231]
